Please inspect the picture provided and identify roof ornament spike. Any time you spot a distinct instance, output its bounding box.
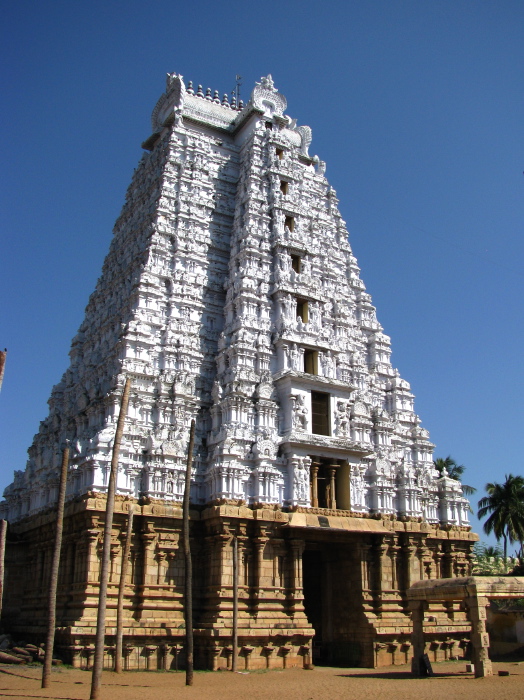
[222,94,230,107]
[205,87,212,101]
[196,84,204,98]
[186,81,194,95]
[232,74,242,106]
[213,90,220,104]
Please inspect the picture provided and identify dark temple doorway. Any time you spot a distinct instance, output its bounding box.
[302,543,362,667]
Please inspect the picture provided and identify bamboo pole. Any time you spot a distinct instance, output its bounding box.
[0,519,7,624]
[90,377,132,700]
[232,534,238,672]
[41,445,69,688]
[114,503,134,673]
[182,419,195,686]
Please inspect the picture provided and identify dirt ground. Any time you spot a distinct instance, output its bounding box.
[0,661,523,700]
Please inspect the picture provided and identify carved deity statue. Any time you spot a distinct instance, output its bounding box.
[292,395,308,431]
[335,401,350,437]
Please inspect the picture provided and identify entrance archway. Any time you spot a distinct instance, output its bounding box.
[301,542,362,666]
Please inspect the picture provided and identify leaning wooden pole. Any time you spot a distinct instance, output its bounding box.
[114,503,134,673]
[41,445,69,688]
[90,377,132,700]
[182,419,195,686]
[0,519,8,624]
[231,534,238,672]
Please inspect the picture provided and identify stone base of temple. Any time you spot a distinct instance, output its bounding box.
[2,494,477,670]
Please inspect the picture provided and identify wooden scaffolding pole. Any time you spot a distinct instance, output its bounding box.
[114,503,134,673]
[41,445,69,688]
[90,377,132,700]
[0,519,7,624]
[183,419,195,686]
[232,534,238,672]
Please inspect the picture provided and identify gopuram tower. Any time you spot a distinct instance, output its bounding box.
[1,74,476,670]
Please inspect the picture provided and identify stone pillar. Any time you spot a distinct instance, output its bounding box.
[254,535,268,609]
[415,542,426,581]
[433,544,444,579]
[84,645,95,671]
[409,600,427,676]
[171,643,182,672]
[328,463,339,509]
[160,644,169,670]
[402,542,416,592]
[68,541,77,586]
[310,461,320,507]
[237,535,249,590]
[123,645,134,671]
[166,550,176,583]
[156,551,167,585]
[373,538,388,614]
[442,543,453,579]
[271,538,285,587]
[85,528,100,584]
[390,543,400,590]
[210,645,221,671]
[358,542,373,611]
[141,528,157,588]
[215,533,232,589]
[289,538,305,615]
[68,645,84,669]
[280,645,291,669]
[105,646,115,671]
[144,645,157,670]
[110,540,120,583]
[263,645,275,668]
[242,645,254,670]
[465,596,492,677]
[203,535,215,588]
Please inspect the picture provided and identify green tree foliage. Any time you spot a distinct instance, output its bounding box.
[472,542,517,575]
[477,474,524,560]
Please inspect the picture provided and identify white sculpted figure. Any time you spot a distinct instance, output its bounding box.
[293,460,309,502]
[335,401,350,437]
[292,395,308,431]
[289,343,301,370]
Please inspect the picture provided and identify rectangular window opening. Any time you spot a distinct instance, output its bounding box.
[291,254,301,272]
[276,147,284,159]
[265,121,273,130]
[311,391,330,436]
[304,349,319,375]
[296,298,309,323]
[280,180,289,195]
[284,216,295,232]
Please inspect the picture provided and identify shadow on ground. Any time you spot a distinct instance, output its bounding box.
[336,670,471,680]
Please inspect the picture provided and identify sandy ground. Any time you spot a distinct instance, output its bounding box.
[0,661,523,700]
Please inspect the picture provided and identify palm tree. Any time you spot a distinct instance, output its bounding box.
[481,545,503,558]
[433,456,477,496]
[477,474,524,560]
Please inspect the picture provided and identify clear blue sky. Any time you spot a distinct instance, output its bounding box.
[1,1,523,548]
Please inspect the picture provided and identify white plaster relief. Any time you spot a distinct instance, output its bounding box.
[1,75,469,528]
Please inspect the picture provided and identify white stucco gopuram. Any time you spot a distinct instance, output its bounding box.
[1,74,470,528]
